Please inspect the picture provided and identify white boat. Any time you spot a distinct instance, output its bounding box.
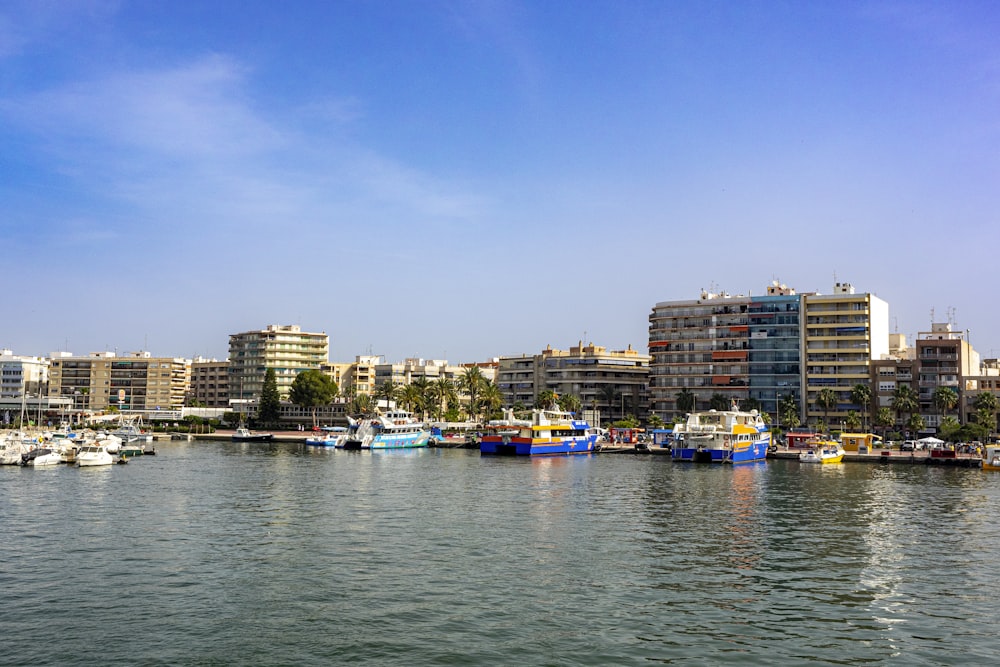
[112,417,153,445]
[25,447,62,466]
[799,440,845,464]
[232,426,274,442]
[76,442,115,467]
[340,410,429,450]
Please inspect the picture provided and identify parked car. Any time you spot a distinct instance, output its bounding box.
[901,440,916,451]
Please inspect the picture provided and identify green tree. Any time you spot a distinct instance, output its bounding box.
[932,387,959,427]
[850,383,872,431]
[938,415,961,441]
[709,393,729,411]
[289,370,338,428]
[257,368,281,428]
[600,385,621,420]
[675,387,695,415]
[892,384,919,431]
[536,389,558,410]
[402,383,424,417]
[845,410,861,431]
[478,381,503,422]
[460,367,486,423]
[558,393,582,416]
[906,412,925,437]
[432,377,456,421]
[815,388,838,430]
[647,414,666,430]
[409,378,432,419]
[374,381,399,412]
[354,393,373,415]
[779,395,800,431]
[875,406,895,440]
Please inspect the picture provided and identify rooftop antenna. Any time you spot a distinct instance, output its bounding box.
[893,317,898,333]
[930,308,935,325]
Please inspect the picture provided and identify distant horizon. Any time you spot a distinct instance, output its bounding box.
[4,2,998,361]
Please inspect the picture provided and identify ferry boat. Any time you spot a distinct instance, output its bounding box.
[671,406,770,463]
[479,408,597,456]
[340,410,429,450]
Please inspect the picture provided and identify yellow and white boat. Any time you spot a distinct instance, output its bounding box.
[799,440,845,464]
[982,446,1000,471]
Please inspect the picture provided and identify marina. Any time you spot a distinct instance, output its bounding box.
[3,440,1000,665]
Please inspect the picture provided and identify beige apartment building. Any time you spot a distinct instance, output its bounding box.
[47,351,190,412]
[497,342,649,424]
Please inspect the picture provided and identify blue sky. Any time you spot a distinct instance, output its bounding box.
[2,1,999,363]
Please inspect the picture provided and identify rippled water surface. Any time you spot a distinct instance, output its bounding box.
[2,442,999,665]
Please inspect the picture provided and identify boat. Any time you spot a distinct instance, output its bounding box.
[982,446,1000,471]
[112,417,153,447]
[23,447,62,467]
[232,425,274,442]
[305,426,347,447]
[799,440,845,464]
[670,405,770,463]
[479,407,597,456]
[340,410,429,450]
[76,442,115,467]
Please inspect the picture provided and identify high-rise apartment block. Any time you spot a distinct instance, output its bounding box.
[228,325,329,401]
[650,282,888,427]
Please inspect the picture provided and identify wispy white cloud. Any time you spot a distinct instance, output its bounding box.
[2,53,487,248]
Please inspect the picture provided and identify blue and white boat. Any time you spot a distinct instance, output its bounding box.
[305,426,347,447]
[340,410,429,450]
[479,408,597,456]
[671,406,770,463]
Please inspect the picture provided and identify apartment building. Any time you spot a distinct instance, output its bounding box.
[497,342,649,422]
[228,324,328,401]
[0,350,48,398]
[915,322,979,429]
[648,289,754,417]
[189,358,230,408]
[802,283,889,426]
[47,351,190,411]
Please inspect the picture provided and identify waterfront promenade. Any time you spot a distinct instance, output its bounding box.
[189,431,985,466]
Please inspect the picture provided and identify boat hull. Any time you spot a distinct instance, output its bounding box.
[480,435,597,456]
[672,440,769,463]
[370,433,429,450]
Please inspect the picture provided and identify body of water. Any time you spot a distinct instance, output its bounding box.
[2,442,998,665]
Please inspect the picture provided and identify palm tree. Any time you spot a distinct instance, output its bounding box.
[892,385,919,437]
[536,389,558,410]
[402,384,423,416]
[558,393,582,416]
[460,367,486,423]
[779,395,800,431]
[815,388,838,431]
[907,412,925,437]
[850,383,872,432]
[932,387,959,430]
[374,380,398,412]
[433,377,456,421]
[410,377,433,420]
[709,393,729,411]
[599,385,620,420]
[974,392,999,439]
[845,410,861,431]
[478,381,503,422]
[875,406,894,441]
[675,387,695,415]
